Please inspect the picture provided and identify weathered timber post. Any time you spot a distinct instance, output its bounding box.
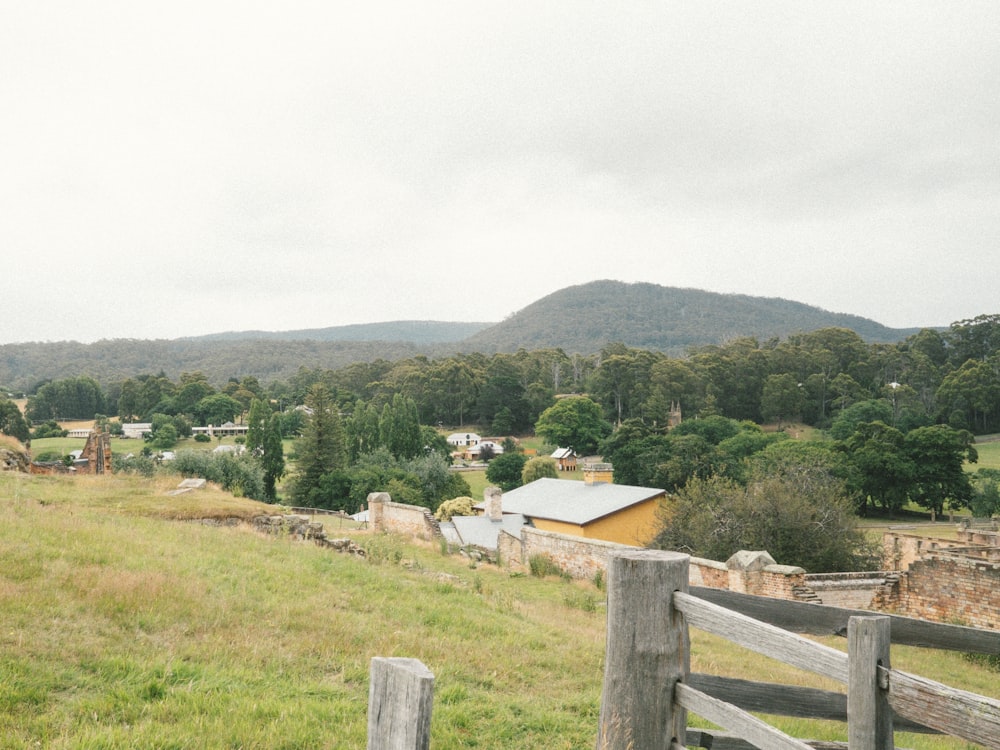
[597,550,690,750]
[848,616,893,750]
[367,657,434,750]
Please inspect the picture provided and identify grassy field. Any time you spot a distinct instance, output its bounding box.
[2,471,998,749]
[971,435,1000,471]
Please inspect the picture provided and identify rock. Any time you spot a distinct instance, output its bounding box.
[0,447,30,473]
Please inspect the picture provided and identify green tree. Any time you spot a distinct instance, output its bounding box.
[245,398,270,456]
[760,373,805,428]
[379,394,422,460]
[903,425,977,516]
[290,384,347,505]
[261,413,285,501]
[839,421,914,515]
[0,398,30,442]
[26,376,106,421]
[828,400,893,440]
[194,394,243,426]
[522,456,558,484]
[150,423,178,450]
[652,466,877,573]
[485,452,529,491]
[534,396,611,455]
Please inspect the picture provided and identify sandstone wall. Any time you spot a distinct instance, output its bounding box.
[368,493,441,541]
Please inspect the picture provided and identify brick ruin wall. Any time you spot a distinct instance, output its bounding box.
[893,554,1000,630]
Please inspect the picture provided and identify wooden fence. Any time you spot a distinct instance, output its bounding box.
[597,550,1000,750]
[367,549,1000,749]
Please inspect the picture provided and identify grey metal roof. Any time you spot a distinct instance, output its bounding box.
[482,478,665,526]
[451,513,527,550]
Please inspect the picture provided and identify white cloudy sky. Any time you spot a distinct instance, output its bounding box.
[2,2,998,344]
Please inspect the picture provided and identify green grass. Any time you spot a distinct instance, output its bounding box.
[1,471,998,748]
[971,436,1000,471]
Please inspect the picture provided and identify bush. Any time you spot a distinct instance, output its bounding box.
[486,452,529,491]
[112,453,157,477]
[32,450,64,463]
[194,433,211,443]
[167,449,265,500]
[435,496,474,521]
[652,466,879,573]
[31,421,67,440]
[528,554,567,579]
[522,456,558,484]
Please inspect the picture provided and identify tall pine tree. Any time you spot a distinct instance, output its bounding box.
[291,384,347,505]
[261,413,285,501]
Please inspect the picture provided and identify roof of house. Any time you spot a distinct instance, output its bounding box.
[479,478,665,526]
[550,447,576,459]
[447,432,481,443]
[451,513,527,550]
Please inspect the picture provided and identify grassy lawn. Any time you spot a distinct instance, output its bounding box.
[971,435,1000,471]
[1,471,998,748]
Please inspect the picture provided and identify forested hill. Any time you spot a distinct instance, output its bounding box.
[2,282,930,391]
[460,281,924,354]
[182,320,491,344]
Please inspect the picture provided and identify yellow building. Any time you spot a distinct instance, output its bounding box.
[479,464,665,546]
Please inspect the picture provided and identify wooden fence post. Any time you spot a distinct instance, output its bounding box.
[367,657,434,750]
[597,550,690,750]
[848,616,893,750]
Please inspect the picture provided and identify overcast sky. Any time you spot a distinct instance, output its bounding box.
[2,2,998,344]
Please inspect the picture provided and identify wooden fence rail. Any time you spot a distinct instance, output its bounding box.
[366,549,1000,749]
[598,550,1000,750]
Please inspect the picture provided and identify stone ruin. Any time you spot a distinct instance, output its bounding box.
[252,514,367,557]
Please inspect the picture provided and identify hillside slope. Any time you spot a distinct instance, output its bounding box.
[461,281,925,354]
[182,320,492,344]
[1,281,935,390]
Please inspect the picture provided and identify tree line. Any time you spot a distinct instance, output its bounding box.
[9,316,1000,437]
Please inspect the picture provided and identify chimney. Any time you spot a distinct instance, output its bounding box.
[582,462,613,486]
[485,486,503,522]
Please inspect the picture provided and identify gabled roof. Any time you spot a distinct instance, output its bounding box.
[480,478,665,526]
[550,447,575,459]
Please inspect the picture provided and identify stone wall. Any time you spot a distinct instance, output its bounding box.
[253,514,367,557]
[514,526,634,580]
[882,531,975,571]
[368,493,442,541]
[502,528,809,598]
[896,555,1000,630]
[804,571,897,609]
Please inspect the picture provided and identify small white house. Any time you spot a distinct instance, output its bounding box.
[121,423,152,439]
[446,432,481,447]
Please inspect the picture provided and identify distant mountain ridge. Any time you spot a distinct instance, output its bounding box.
[1,281,934,390]
[182,320,492,344]
[459,280,924,354]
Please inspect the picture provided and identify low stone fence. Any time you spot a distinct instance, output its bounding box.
[500,526,634,580]
[253,514,366,557]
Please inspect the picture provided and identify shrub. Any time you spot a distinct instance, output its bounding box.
[194,433,211,443]
[522,456,558,484]
[166,449,265,500]
[528,554,567,579]
[652,465,880,573]
[486,452,529,491]
[112,453,156,477]
[435,496,474,521]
